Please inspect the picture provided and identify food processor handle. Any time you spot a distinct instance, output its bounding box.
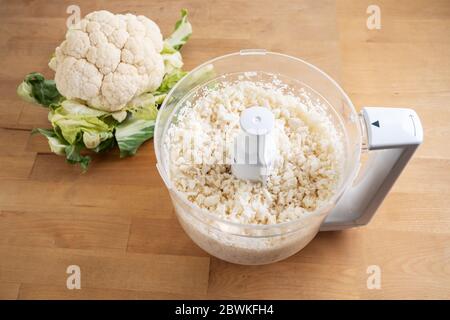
[320,107,423,231]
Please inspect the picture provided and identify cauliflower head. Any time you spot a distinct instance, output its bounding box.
[50,10,165,112]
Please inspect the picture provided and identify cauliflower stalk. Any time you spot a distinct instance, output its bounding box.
[17,9,192,170]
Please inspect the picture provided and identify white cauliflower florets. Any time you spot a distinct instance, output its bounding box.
[50,10,165,112]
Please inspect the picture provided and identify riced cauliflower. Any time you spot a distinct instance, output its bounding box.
[49,10,165,112]
[166,78,344,224]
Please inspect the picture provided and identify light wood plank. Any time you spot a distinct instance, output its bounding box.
[18,284,207,300]
[207,257,362,299]
[0,179,174,219]
[127,217,209,257]
[360,229,450,299]
[0,210,131,252]
[0,245,210,296]
[27,146,163,187]
[0,128,36,179]
[0,282,20,300]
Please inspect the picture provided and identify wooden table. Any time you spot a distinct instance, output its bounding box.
[0,0,449,299]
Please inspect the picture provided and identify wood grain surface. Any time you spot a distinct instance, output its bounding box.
[1,0,449,299]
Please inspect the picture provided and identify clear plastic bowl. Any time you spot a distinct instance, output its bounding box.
[154,50,361,265]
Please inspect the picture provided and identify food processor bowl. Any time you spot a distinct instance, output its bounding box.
[154,50,362,265]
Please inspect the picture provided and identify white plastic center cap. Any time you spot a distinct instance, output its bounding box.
[240,106,275,135]
[232,107,277,183]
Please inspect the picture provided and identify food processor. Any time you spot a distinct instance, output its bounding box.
[154,49,423,265]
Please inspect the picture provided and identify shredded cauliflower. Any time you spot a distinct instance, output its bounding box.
[50,10,165,112]
[166,79,344,225]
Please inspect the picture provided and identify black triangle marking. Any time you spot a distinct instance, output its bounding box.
[371,120,380,128]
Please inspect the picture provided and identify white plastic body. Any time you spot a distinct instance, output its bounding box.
[231,106,277,182]
[320,107,423,231]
